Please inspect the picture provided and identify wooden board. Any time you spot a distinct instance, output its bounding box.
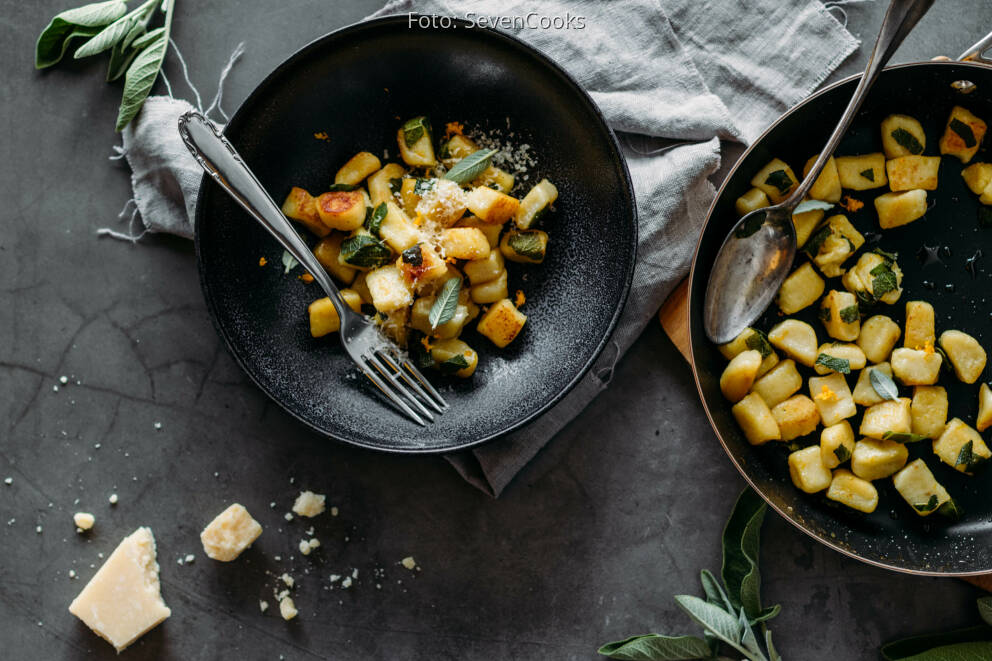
[657,277,992,589]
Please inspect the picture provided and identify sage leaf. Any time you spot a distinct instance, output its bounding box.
[839,304,859,323]
[870,368,900,401]
[597,633,712,660]
[115,0,173,131]
[763,170,793,194]
[74,9,144,59]
[340,235,391,268]
[413,178,436,195]
[949,118,977,148]
[891,128,924,155]
[721,488,767,620]
[956,441,976,468]
[673,595,755,660]
[438,354,470,375]
[803,225,832,256]
[881,626,992,661]
[508,231,546,261]
[882,431,928,444]
[402,116,430,147]
[793,199,833,214]
[364,202,387,237]
[35,0,128,68]
[860,168,875,182]
[978,598,992,627]
[429,278,461,329]
[833,444,852,463]
[913,495,939,513]
[750,604,781,625]
[444,148,497,185]
[815,353,851,374]
[130,25,165,49]
[281,250,299,274]
[327,182,360,192]
[870,262,898,297]
[737,609,767,660]
[106,20,147,81]
[744,330,773,359]
[735,211,766,239]
[700,569,734,613]
[885,641,992,660]
[938,498,963,520]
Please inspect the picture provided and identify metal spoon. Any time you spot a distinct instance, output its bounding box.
[703,0,934,344]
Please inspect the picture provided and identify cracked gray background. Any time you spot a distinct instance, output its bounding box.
[2,1,991,659]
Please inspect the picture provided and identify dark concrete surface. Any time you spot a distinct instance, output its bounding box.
[1,1,990,659]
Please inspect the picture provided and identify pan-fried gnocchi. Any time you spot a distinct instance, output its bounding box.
[718,106,991,519]
[280,117,555,378]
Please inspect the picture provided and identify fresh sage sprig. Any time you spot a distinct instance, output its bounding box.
[429,278,461,330]
[35,0,177,131]
[599,489,782,661]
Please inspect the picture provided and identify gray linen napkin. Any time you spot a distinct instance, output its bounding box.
[107,0,858,496]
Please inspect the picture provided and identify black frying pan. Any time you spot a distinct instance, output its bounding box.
[194,17,636,453]
[689,58,992,575]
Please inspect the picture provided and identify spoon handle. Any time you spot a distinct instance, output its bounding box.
[782,0,935,210]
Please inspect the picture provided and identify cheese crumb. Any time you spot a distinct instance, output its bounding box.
[278,597,298,621]
[68,569,76,579]
[74,512,95,531]
[59,375,69,385]
[299,538,321,555]
[199,504,263,562]
[330,506,339,517]
[292,491,326,518]
[281,573,294,588]
[341,576,352,588]
[108,493,118,505]
[3,477,11,485]
[184,554,195,564]
[400,556,417,570]
[259,600,269,613]
[284,512,294,521]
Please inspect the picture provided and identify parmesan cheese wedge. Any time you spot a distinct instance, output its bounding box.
[68,527,171,652]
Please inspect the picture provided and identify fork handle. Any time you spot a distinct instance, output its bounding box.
[178,111,349,320]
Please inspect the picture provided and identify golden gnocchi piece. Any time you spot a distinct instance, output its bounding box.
[911,385,948,440]
[820,420,856,469]
[718,328,779,378]
[961,162,992,195]
[939,105,986,163]
[852,363,895,408]
[979,383,992,433]
[770,395,820,442]
[777,263,824,315]
[397,116,436,167]
[315,190,368,231]
[367,163,407,206]
[809,372,856,427]
[880,114,926,159]
[890,347,942,386]
[885,155,940,191]
[933,418,991,474]
[308,290,363,337]
[813,343,865,376]
[750,158,798,203]
[819,290,860,341]
[334,151,382,186]
[857,316,900,364]
[841,252,904,306]
[892,459,951,516]
[466,186,520,224]
[874,190,928,229]
[365,265,413,313]
[904,301,935,349]
[735,187,770,216]
[938,330,987,384]
[476,299,526,348]
[313,233,358,285]
[429,338,478,378]
[720,350,762,403]
[826,469,878,513]
[732,392,781,446]
[859,397,912,440]
[803,154,841,203]
[282,186,330,238]
[851,438,909,481]
[806,214,865,278]
[788,446,832,494]
[792,207,826,249]
[751,359,803,408]
[768,319,818,368]
[835,153,887,190]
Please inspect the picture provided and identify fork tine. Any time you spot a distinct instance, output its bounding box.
[401,359,449,410]
[366,352,434,421]
[357,361,425,426]
[375,350,445,415]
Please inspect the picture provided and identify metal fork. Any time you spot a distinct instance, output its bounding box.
[178,111,447,425]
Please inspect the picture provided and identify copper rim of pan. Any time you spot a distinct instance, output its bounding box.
[687,58,992,577]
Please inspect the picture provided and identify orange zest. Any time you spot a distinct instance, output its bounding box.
[299,273,314,283]
[313,131,330,141]
[923,340,935,356]
[444,121,465,138]
[514,289,526,307]
[839,195,864,212]
[815,385,837,402]
[258,256,268,266]
[413,212,424,226]
[420,336,433,352]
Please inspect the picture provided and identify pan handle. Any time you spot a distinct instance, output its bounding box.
[958,30,992,64]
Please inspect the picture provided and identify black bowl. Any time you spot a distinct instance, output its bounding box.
[194,16,637,453]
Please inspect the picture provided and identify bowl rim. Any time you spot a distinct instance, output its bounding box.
[193,14,638,454]
[687,60,992,575]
